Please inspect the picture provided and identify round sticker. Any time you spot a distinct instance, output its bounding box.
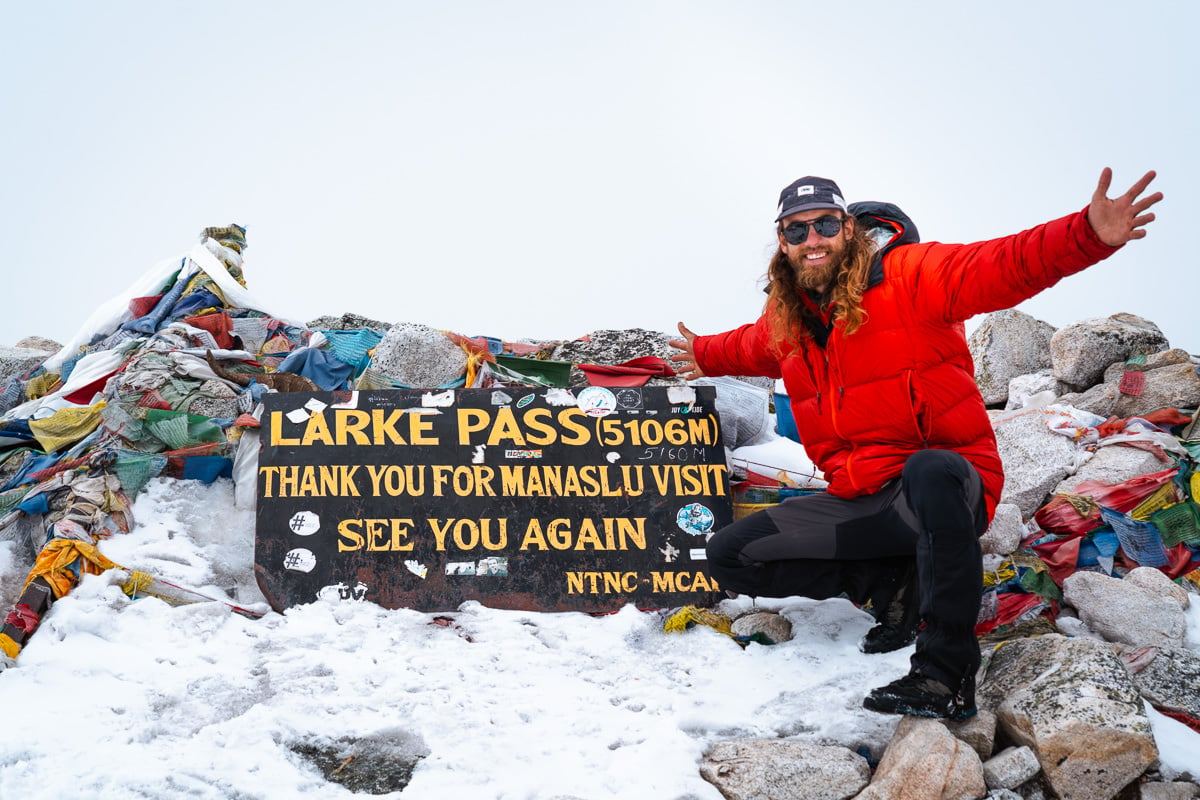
[676,503,715,535]
[287,511,321,536]
[283,548,317,573]
[576,386,617,418]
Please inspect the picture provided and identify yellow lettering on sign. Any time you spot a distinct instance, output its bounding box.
[409,411,437,445]
[368,409,403,445]
[518,518,646,551]
[650,571,720,593]
[268,412,300,446]
[269,408,446,446]
[338,519,364,551]
[256,466,361,497]
[338,518,416,551]
[557,408,589,446]
[428,518,508,551]
[456,408,491,445]
[486,407,525,446]
[564,571,641,594]
[523,408,556,446]
[301,412,334,446]
[366,464,427,497]
[649,465,728,497]
[336,410,372,445]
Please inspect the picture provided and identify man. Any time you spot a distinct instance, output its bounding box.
[669,170,1161,719]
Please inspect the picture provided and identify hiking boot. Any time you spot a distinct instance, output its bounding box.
[862,672,977,720]
[860,567,920,654]
[860,619,919,654]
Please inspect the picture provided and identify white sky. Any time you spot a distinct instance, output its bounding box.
[2,2,1197,351]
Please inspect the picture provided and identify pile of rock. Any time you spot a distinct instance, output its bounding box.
[701,621,1199,799]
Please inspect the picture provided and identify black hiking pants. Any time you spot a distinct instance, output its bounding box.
[706,449,988,688]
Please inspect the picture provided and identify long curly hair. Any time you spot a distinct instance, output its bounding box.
[764,223,876,351]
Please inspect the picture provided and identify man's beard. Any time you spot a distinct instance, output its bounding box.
[789,247,847,293]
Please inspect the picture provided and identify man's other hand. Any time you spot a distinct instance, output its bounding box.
[668,321,706,380]
[1088,168,1162,247]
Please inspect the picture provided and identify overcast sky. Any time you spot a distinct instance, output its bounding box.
[3,2,1196,353]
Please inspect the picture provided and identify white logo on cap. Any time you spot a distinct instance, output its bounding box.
[797,185,816,196]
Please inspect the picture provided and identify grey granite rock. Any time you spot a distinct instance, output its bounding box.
[369,323,468,387]
[979,634,1157,800]
[1050,313,1169,389]
[1063,569,1188,649]
[730,610,794,644]
[1115,362,1200,418]
[1125,646,1200,722]
[982,746,1042,791]
[699,739,870,800]
[1053,444,1175,496]
[14,336,61,352]
[856,716,986,800]
[1138,781,1200,799]
[1005,369,1063,411]
[992,407,1080,517]
[980,504,1025,556]
[1102,348,1195,385]
[970,310,1057,406]
[944,707,998,762]
[306,312,393,333]
[1056,382,1120,418]
[0,346,52,382]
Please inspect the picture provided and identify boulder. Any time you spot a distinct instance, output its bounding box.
[1114,362,1200,419]
[980,504,1025,556]
[1123,646,1200,722]
[1138,782,1200,799]
[1056,383,1120,418]
[1102,348,1195,384]
[1005,369,1062,411]
[982,746,1041,791]
[1062,569,1189,648]
[944,707,999,762]
[552,328,679,387]
[1124,567,1191,607]
[14,336,61,352]
[699,739,870,800]
[991,407,1081,517]
[969,310,1057,406]
[730,610,794,644]
[1053,445,1174,496]
[1050,314,1169,389]
[856,716,986,800]
[307,312,393,333]
[979,634,1158,800]
[369,323,468,387]
[0,345,52,383]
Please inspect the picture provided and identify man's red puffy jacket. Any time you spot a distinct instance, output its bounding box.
[694,207,1120,520]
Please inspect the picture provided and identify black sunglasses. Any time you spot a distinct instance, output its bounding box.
[780,215,845,245]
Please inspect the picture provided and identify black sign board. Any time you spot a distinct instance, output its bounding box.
[254,385,731,613]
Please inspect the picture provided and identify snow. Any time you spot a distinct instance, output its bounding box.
[1,478,1198,798]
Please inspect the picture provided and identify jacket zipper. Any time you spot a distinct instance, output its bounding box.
[825,339,861,491]
[904,369,931,445]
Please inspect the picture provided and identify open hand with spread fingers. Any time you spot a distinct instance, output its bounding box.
[668,321,706,380]
[1088,168,1162,247]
